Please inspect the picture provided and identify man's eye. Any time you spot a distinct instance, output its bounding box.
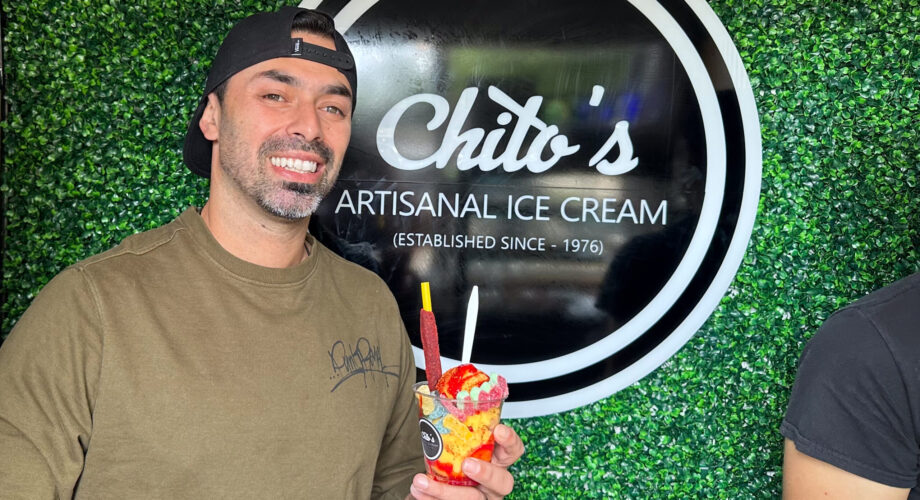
[322,105,345,117]
[263,93,284,102]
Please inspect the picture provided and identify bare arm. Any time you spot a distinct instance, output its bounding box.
[783,439,909,500]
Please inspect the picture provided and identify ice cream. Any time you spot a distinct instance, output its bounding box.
[415,363,508,486]
[415,282,508,486]
[434,364,508,420]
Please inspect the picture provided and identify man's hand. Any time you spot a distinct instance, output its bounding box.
[408,424,524,499]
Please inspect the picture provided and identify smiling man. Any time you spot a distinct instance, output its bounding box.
[0,7,522,499]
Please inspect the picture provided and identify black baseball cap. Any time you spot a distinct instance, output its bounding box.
[183,7,357,178]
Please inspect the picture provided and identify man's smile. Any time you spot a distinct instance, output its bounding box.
[270,156,318,173]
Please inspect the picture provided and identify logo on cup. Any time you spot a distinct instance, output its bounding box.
[315,0,761,417]
[418,418,443,460]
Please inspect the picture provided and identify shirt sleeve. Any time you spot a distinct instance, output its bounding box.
[781,306,919,487]
[0,267,102,498]
[370,312,425,500]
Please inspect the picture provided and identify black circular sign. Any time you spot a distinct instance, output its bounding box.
[311,0,761,417]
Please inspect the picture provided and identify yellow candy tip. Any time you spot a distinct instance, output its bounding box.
[421,282,432,312]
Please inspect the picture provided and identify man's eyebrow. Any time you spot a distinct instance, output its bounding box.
[252,70,352,100]
[324,83,353,100]
[253,69,299,87]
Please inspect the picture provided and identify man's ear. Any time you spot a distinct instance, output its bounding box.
[199,93,221,141]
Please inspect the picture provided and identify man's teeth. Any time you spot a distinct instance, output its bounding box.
[270,157,318,173]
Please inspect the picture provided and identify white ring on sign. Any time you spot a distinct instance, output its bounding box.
[503,0,762,417]
[336,0,760,415]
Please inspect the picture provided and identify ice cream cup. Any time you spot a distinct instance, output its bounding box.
[413,381,507,486]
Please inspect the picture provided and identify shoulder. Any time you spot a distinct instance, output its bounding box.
[52,211,198,290]
[805,272,920,363]
[845,272,920,324]
[76,213,189,270]
[17,213,188,310]
[796,272,920,397]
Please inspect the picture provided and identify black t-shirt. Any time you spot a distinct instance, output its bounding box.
[782,272,920,496]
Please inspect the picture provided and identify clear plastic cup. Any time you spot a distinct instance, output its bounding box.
[413,381,506,486]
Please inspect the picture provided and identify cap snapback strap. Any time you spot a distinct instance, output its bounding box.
[290,38,355,70]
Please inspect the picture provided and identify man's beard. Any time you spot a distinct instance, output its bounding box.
[268,177,327,220]
[218,130,338,221]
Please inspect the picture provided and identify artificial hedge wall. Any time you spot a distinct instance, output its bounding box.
[2,0,919,497]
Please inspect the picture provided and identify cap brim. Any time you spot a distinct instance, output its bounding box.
[182,96,212,178]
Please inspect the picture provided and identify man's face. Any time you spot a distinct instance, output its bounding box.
[202,33,353,220]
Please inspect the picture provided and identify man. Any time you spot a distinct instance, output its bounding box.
[782,272,920,498]
[0,7,522,499]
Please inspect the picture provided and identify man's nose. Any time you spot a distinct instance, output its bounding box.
[285,104,322,142]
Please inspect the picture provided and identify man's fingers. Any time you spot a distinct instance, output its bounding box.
[409,474,447,500]
[409,473,487,500]
[490,424,525,468]
[409,426,522,500]
[462,458,514,498]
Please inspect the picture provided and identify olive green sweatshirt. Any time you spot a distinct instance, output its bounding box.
[0,207,423,499]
